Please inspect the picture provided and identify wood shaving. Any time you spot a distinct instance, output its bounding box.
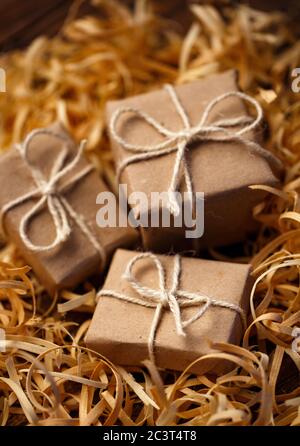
[0,0,299,426]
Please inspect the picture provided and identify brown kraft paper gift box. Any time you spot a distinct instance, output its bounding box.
[106,70,281,253]
[85,249,253,375]
[0,123,138,294]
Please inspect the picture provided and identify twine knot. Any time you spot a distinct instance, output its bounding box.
[39,179,57,197]
[161,290,175,308]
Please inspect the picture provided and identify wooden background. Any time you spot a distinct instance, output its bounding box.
[0,0,299,51]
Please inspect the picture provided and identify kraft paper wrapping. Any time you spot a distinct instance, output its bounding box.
[86,249,253,375]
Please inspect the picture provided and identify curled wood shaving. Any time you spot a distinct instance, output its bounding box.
[0,0,300,426]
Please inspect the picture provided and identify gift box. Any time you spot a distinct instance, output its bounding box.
[106,70,282,253]
[85,249,253,374]
[0,123,138,293]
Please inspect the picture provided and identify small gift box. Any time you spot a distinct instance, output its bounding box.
[0,123,138,293]
[106,70,282,253]
[85,249,253,374]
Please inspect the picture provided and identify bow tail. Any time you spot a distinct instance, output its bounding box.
[183,158,193,195]
[182,299,211,329]
[167,139,187,217]
[168,293,185,336]
[169,255,185,337]
[148,303,164,365]
[19,195,71,252]
[61,197,106,267]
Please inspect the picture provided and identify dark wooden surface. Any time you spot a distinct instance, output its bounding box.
[0,0,190,51]
[0,0,74,51]
[188,0,300,13]
[0,1,299,51]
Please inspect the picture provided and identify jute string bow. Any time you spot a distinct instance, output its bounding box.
[110,84,282,216]
[97,252,246,365]
[0,128,106,266]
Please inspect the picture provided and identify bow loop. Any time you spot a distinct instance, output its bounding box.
[110,106,178,153]
[123,252,168,304]
[195,90,262,135]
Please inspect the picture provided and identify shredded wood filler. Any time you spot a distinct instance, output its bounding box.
[0,0,300,426]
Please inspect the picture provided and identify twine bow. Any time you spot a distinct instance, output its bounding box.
[97,252,246,365]
[110,84,282,216]
[0,128,105,266]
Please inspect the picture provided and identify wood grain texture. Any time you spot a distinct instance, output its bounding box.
[0,0,192,50]
[0,1,299,51]
[0,0,73,50]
